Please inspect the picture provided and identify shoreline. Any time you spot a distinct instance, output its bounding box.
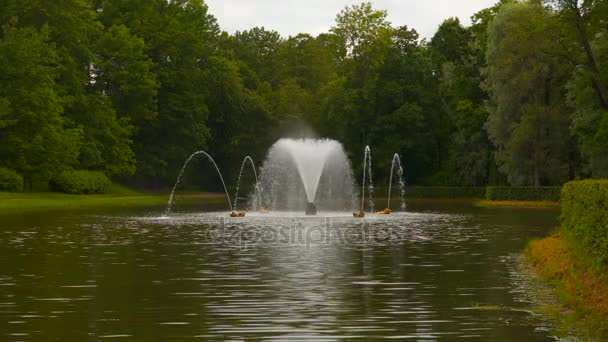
[474,200,560,208]
[1,193,564,214]
[0,191,227,214]
[524,233,608,338]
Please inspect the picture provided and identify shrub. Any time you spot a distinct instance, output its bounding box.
[0,167,23,192]
[561,180,608,264]
[485,186,561,201]
[405,187,486,199]
[50,170,111,194]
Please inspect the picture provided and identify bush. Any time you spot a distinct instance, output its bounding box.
[405,187,486,199]
[485,186,561,201]
[561,180,608,263]
[0,167,23,192]
[50,170,111,194]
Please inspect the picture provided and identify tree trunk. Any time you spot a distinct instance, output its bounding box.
[572,3,608,111]
[534,135,541,187]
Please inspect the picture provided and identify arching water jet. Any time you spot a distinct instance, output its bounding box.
[386,153,406,212]
[233,156,260,212]
[165,151,233,216]
[354,145,374,218]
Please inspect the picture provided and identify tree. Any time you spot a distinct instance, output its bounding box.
[429,18,495,186]
[70,94,135,177]
[233,27,283,84]
[97,0,220,187]
[546,0,608,110]
[204,56,275,187]
[566,29,608,177]
[485,2,572,185]
[330,2,392,60]
[275,34,337,92]
[95,25,158,124]
[370,26,443,184]
[0,26,82,188]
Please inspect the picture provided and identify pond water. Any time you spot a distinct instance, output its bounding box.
[0,201,561,340]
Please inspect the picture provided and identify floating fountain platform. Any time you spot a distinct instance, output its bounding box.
[353,211,365,218]
[230,211,246,217]
[305,203,317,216]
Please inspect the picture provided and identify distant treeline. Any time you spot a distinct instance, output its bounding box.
[0,0,607,191]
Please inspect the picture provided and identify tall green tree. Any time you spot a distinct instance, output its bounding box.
[545,0,608,177]
[98,0,220,187]
[547,0,608,110]
[429,18,494,186]
[5,0,138,178]
[326,1,394,158]
[330,2,392,60]
[233,27,283,84]
[370,26,441,184]
[485,2,572,185]
[0,26,82,188]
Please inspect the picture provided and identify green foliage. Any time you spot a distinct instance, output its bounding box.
[525,233,608,338]
[406,187,486,199]
[0,25,83,186]
[485,2,572,186]
[233,27,282,83]
[50,170,111,194]
[330,2,392,60]
[72,95,136,177]
[1,0,607,192]
[0,167,23,192]
[561,180,608,263]
[430,16,493,186]
[485,186,561,201]
[95,24,158,123]
[566,29,608,177]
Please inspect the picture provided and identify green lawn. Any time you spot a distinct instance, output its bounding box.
[0,184,227,213]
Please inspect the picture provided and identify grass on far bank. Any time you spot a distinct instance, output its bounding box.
[525,233,608,338]
[0,184,226,213]
[475,200,560,208]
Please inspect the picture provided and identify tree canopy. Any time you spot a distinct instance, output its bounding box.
[1,0,606,191]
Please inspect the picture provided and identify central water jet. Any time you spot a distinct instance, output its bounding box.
[253,138,355,214]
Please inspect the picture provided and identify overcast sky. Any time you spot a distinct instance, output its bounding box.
[205,0,497,39]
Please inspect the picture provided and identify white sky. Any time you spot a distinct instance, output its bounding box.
[205,0,497,39]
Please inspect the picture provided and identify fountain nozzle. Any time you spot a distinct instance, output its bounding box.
[305,202,317,216]
[230,211,246,218]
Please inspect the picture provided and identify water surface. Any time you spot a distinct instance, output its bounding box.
[0,201,560,340]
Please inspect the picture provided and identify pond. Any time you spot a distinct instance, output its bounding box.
[0,201,560,340]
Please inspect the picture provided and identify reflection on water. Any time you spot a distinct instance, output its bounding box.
[0,201,560,340]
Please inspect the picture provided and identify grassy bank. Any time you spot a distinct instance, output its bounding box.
[0,184,227,213]
[525,233,608,338]
[475,200,560,208]
[523,180,608,338]
[374,186,561,205]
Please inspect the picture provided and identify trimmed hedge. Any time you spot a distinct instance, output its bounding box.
[0,167,23,192]
[485,186,561,201]
[406,187,486,199]
[561,180,608,263]
[50,170,111,194]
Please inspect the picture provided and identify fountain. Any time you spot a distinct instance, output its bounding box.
[387,153,406,211]
[354,146,374,218]
[233,156,259,212]
[252,139,355,214]
[165,141,403,217]
[165,151,233,216]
